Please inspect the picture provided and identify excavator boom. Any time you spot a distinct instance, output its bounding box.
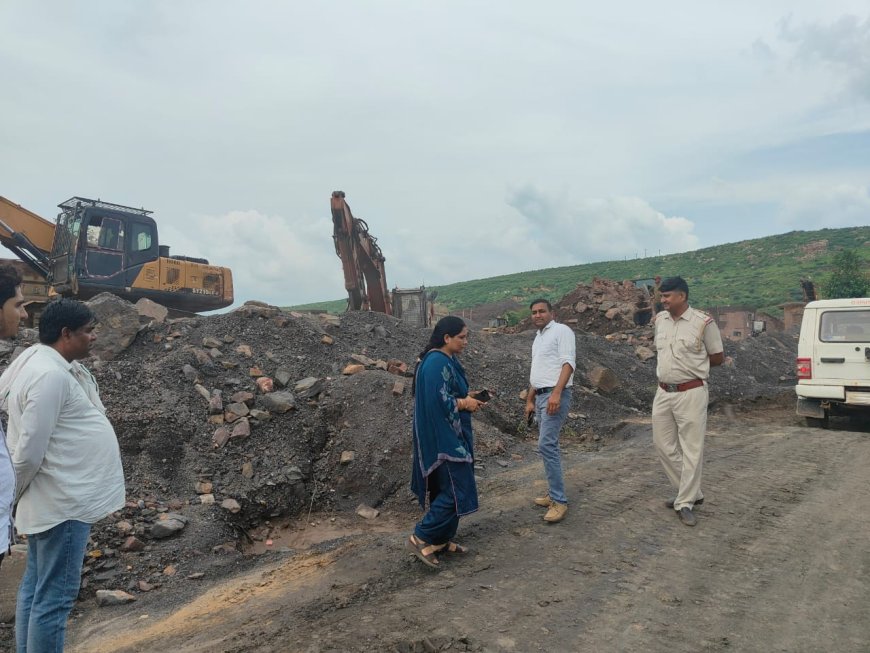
[0,196,55,276]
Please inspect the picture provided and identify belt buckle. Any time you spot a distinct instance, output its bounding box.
[663,383,678,392]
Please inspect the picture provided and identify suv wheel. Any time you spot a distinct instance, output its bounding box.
[806,414,829,429]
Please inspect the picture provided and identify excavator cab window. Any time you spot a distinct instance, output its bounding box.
[86,216,123,251]
[131,223,153,252]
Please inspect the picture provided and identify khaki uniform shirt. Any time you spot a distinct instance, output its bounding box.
[654,307,724,384]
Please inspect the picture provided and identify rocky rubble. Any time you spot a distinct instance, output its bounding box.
[514,277,654,335]
[0,294,797,613]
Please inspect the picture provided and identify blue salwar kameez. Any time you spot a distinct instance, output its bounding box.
[411,351,479,545]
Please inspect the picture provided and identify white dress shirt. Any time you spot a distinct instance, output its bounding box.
[530,320,577,389]
[0,421,14,552]
[3,345,125,535]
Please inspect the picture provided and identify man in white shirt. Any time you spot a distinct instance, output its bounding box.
[524,299,577,523]
[0,264,29,568]
[2,298,125,653]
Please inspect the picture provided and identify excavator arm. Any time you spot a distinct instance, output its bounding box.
[0,196,55,277]
[330,191,392,315]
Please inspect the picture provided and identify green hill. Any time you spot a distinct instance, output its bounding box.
[290,226,870,317]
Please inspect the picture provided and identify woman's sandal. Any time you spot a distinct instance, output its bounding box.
[442,541,469,555]
[406,534,444,568]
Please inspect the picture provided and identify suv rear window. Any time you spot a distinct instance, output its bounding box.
[820,309,870,342]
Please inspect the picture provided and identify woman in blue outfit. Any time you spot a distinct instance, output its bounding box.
[407,316,485,568]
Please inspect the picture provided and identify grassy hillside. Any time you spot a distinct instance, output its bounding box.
[290,226,870,316]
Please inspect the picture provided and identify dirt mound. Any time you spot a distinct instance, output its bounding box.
[0,298,797,614]
[514,277,653,335]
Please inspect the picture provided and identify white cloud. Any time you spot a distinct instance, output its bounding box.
[158,210,344,308]
[780,182,870,227]
[779,13,870,100]
[505,185,699,262]
[0,1,868,306]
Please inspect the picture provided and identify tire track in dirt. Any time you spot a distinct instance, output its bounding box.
[68,416,870,652]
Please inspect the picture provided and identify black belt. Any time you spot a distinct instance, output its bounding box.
[535,386,571,395]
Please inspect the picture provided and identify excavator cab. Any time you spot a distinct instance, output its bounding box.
[0,195,233,314]
[48,197,232,311]
[50,197,158,296]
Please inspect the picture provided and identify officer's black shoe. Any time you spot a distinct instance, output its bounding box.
[665,497,704,509]
[678,507,697,527]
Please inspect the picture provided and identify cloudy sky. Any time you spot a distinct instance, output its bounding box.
[1,1,868,307]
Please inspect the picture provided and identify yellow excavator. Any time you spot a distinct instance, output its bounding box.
[0,195,233,323]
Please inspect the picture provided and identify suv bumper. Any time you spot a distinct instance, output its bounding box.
[795,384,845,400]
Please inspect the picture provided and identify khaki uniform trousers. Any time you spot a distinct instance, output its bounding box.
[652,384,708,511]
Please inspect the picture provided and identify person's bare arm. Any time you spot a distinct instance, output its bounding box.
[546,363,575,415]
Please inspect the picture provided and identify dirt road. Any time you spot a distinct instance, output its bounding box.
[66,404,870,653]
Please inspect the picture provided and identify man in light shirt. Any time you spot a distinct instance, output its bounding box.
[2,298,125,652]
[524,299,577,523]
[0,263,29,568]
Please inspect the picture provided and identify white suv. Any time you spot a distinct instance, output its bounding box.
[795,298,870,427]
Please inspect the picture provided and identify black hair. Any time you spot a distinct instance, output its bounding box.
[529,298,552,311]
[659,276,689,299]
[412,316,466,395]
[0,263,23,307]
[38,298,95,345]
[418,315,466,359]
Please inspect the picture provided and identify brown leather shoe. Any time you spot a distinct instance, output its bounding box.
[534,496,552,507]
[544,501,568,523]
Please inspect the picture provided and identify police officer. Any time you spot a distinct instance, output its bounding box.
[652,277,725,526]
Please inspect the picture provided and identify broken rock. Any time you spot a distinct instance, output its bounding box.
[195,481,213,495]
[135,298,169,324]
[343,364,365,376]
[231,418,251,440]
[212,427,231,448]
[587,366,620,393]
[230,391,255,406]
[255,377,274,393]
[356,504,380,520]
[151,517,186,539]
[350,353,377,367]
[340,451,355,465]
[120,536,145,553]
[262,391,296,413]
[274,368,293,388]
[208,392,223,415]
[85,293,140,361]
[96,590,136,607]
[221,498,242,514]
[635,346,656,362]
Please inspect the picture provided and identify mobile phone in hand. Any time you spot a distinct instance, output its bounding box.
[527,411,535,427]
[472,389,491,403]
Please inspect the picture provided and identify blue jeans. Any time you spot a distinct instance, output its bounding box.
[414,463,460,545]
[536,388,572,505]
[16,520,91,653]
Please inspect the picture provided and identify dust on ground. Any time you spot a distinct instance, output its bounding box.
[63,398,870,653]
